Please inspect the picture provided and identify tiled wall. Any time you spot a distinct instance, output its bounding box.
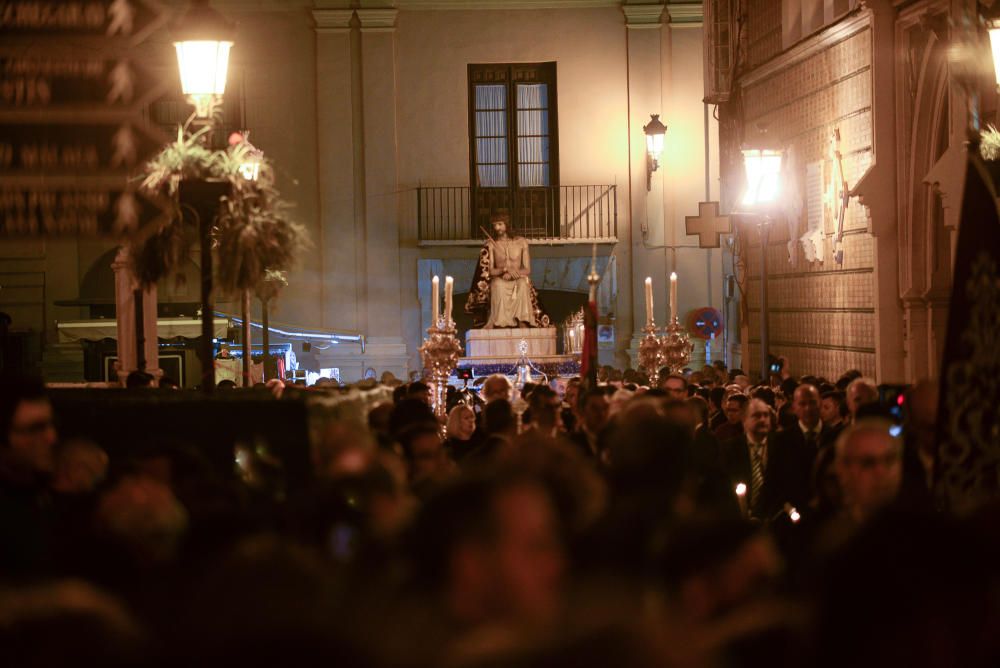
[738,24,876,380]
[746,0,783,68]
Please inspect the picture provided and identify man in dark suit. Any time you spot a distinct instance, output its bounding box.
[773,384,826,464]
[721,397,812,522]
[819,388,848,449]
[567,387,611,460]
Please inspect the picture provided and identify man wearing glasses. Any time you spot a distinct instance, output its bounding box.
[833,418,903,524]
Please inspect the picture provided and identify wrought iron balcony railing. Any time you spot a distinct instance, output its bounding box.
[417,185,617,243]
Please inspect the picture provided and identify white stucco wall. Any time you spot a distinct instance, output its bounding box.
[394,7,631,191]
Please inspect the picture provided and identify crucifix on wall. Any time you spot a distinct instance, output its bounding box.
[825,128,850,265]
[685,201,731,248]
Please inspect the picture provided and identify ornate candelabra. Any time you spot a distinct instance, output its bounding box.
[637,323,665,384]
[660,318,694,374]
[419,320,463,425]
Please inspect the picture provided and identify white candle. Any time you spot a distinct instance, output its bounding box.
[644,277,653,327]
[431,275,439,327]
[669,271,678,323]
[444,276,453,325]
[735,482,747,516]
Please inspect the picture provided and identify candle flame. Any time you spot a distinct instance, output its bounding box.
[735,483,747,496]
[670,271,677,280]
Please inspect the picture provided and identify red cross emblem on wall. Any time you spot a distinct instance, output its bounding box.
[684,201,731,248]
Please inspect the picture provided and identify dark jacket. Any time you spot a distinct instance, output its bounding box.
[720,432,813,521]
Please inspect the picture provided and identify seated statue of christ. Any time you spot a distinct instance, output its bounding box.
[464,213,550,329]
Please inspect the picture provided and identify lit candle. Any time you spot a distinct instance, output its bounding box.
[444,276,454,325]
[644,277,653,327]
[735,482,747,516]
[569,328,576,351]
[669,271,678,323]
[431,275,439,327]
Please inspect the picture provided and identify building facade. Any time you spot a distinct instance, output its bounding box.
[4,0,733,383]
[714,0,976,383]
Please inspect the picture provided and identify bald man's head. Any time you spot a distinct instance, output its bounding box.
[792,384,821,430]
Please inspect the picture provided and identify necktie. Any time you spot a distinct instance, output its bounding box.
[749,443,764,515]
[805,430,818,452]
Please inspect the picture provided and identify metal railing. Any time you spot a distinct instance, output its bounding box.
[417,185,617,242]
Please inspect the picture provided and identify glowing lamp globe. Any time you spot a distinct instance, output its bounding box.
[173,0,235,117]
[740,148,783,208]
[989,19,1000,87]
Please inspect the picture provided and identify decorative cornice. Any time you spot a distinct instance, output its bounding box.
[312,8,354,33]
[623,3,664,29]
[666,3,701,26]
[357,8,398,31]
[394,0,617,8]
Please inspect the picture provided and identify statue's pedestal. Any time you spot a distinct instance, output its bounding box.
[465,326,556,358]
[459,326,576,378]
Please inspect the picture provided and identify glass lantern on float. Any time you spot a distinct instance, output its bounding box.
[514,339,536,390]
[173,0,236,118]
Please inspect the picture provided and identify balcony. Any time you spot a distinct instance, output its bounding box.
[416,185,618,245]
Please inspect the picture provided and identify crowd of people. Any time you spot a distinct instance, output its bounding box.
[1,361,999,667]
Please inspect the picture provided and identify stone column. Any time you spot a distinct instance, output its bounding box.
[354,7,408,378]
[112,246,160,385]
[623,3,668,368]
[313,8,359,334]
[312,8,408,382]
[854,0,905,383]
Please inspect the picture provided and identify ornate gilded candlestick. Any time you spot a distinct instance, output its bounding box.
[660,318,694,374]
[419,320,463,425]
[637,323,665,384]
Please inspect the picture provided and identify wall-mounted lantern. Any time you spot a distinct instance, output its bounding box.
[643,114,667,190]
[987,18,1000,87]
[740,148,783,209]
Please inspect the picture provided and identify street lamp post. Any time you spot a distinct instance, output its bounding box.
[173,0,235,391]
[739,148,783,382]
[230,131,264,386]
[758,218,771,383]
